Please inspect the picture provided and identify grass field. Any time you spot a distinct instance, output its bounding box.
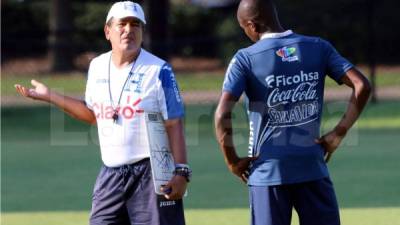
[2,101,400,225]
[2,69,400,95]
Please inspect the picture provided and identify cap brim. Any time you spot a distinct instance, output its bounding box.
[108,14,146,24]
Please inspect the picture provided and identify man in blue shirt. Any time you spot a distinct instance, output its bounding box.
[214,0,371,225]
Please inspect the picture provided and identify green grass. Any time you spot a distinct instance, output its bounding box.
[324,71,400,87]
[2,70,399,95]
[1,72,225,96]
[321,101,400,129]
[222,100,400,131]
[2,101,400,224]
[2,208,400,225]
[2,73,87,96]
[176,72,225,91]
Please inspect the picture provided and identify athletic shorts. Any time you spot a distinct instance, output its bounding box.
[249,177,340,225]
[89,158,185,225]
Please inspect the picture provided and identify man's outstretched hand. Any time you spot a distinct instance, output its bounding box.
[15,80,51,102]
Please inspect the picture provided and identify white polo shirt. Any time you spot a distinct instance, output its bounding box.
[85,49,184,167]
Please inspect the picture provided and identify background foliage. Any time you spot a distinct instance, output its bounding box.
[2,0,400,65]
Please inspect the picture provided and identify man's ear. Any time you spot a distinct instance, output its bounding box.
[247,20,257,33]
[104,25,110,40]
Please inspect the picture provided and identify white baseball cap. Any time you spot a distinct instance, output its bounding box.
[106,1,146,24]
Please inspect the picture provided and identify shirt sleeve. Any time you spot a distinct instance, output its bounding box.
[222,51,249,98]
[323,40,354,84]
[84,60,94,110]
[157,63,185,120]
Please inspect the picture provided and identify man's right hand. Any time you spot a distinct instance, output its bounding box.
[15,79,96,124]
[228,156,257,184]
[15,80,51,102]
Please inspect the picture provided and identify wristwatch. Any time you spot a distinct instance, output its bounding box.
[174,164,192,182]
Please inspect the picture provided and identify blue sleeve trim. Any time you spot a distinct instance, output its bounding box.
[334,64,354,85]
[323,40,354,84]
[221,88,242,99]
[222,51,249,98]
[159,63,185,119]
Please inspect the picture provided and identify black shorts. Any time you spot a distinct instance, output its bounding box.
[89,158,185,225]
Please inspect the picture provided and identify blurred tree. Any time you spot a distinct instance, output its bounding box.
[366,0,377,102]
[189,0,239,7]
[140,0,170,60]
[48,0,74,72]
[1,1,49,60]
[2,0,399,66]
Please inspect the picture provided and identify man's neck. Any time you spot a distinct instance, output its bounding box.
[259,29,292,41]
[257,24,285,40]
[112,49,141,68]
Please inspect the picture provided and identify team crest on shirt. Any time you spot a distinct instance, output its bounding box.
[276,46,299,62]
[129,73,145,93]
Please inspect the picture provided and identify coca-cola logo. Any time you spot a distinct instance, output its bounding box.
[267,82,318,107]
[264,71,320,127]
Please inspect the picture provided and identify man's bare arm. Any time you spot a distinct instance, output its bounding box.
[161,118,188,200]
[15,80,96,124]
[214,92,256,183]
[316,68,371,162]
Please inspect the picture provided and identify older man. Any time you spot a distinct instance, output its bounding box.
[15,2,189,225]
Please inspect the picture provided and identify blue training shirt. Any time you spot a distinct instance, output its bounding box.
[223,30,353,186]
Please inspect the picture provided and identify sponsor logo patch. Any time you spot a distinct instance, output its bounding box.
[276,46,299,62]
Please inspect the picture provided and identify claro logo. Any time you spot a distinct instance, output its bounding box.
[92,98,143,120]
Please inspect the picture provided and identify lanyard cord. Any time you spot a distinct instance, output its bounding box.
[107,53,136,114]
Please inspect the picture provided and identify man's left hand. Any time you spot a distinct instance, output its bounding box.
[315,129,346,163]
[160,175,187,200]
